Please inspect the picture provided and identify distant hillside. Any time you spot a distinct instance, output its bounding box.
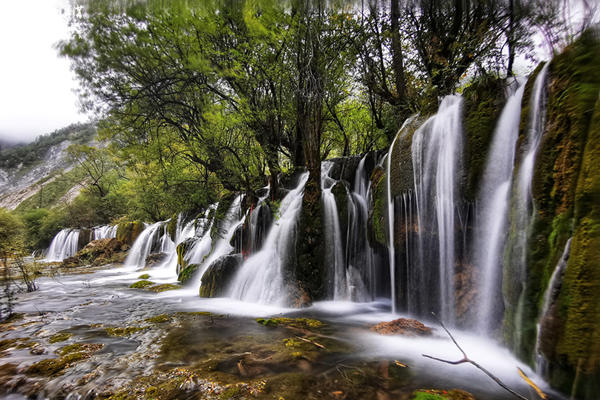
[0,123,97,210]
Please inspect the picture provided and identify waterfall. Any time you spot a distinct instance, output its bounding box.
[510,63,550,348]
[152,214,197,278]
[535,238,572,376]
[474,80,526,334]
[411,95,463,324]
[321,161,348,300]
[189,195,245,291]
[186,206,218,266]
[345,155,375,301]
[228,173,308,305]
[45,229,80,262]
[387,135,399,313]
[123,221,164,268]
[247,189,271,255]
[92,225,117,240]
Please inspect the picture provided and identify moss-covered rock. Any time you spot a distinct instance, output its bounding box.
[367,165,386,247]
[462,75,507,201]
[502,30,600,398]
[294,178,325,303]
[178,263,200,284]
[116,220,144,246]
[77,228,92,250]
[176,237,195,275]
[61,238,128,268]
[130,280,155,289]
[199,254,243,298]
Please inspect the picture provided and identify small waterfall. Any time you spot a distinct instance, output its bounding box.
[510,63,550,348]
[152,214,197,278]
[123,221,164,268]
[321,161,348,299]
[345,155,375,301]
[411,95,463,324]
[190,195,245,291]
[474,80,526,334]
[45,229,80,262]
[186,206,218,266]
[92,225,117,240]
[247,189,271,255]
[386,135,399,313]
[535,238,572,376]
[228,173,308,305]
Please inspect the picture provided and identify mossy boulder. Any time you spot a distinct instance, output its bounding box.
[60,238,127,268]
[116,220,144,246]
[387,116,425,199]
[176,237,195,275]
[331,180,350,242]
[199,254,243,298]
[211,193,237,241]
[178,263,201,284]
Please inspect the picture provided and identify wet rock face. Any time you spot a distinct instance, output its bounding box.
[327,155,362,183]
[176,237,195,275]
[116,221,144,246]
[145,252,168,268]
[199,254,243,298]
[370,318,432,336]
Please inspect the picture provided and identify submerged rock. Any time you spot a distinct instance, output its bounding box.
[370,318,432,336]
[199,254,243,298]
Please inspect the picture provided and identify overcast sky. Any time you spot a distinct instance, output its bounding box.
[0,0,84,144]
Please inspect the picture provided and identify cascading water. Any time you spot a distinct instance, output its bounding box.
[411,96,463,324]
[509,63,550,348]
[151,214,197,279]
[92,225,118,240]
[123,221,164,268]
[228,173,309,305]
[189,195,245,292]
[473,80,526,334]
[535,238,572,376]
[344,155,375,301]
[186,206,218,267]
[45,229,80,262]
[246,189,271,255]
[321,162,349,300]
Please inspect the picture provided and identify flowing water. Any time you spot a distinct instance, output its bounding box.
[45,229,80,262]
[188,195,245,293]
[123,222,164,268]
[509,63,550,349]
[411,96,463,324]
[474,80,526,334]
[92,225,118,240]
[228,173,308,305]
[535,238,572,376]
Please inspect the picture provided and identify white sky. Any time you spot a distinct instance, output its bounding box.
[0,0,84,144]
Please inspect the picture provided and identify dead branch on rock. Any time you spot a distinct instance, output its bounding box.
[422,313,529,400]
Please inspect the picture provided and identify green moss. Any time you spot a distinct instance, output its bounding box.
[144,314,171,324]
[369,166,387,247]
[26,344,103,377]
[256,317,323,330]
[138,273,151,279]
[177,263,199,284]
[129,279,155,289]
[462,75,507,201]
[105,326,145,337]
[149,283,180,292]
[48,332,72,343]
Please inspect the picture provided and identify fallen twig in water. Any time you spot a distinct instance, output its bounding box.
[422,313,529,400]
[295,335,326,349]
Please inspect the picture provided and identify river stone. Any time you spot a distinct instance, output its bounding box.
[370,318,432,336]
[199,254,243,298]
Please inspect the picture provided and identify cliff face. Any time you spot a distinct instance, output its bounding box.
[362,30,599,399]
